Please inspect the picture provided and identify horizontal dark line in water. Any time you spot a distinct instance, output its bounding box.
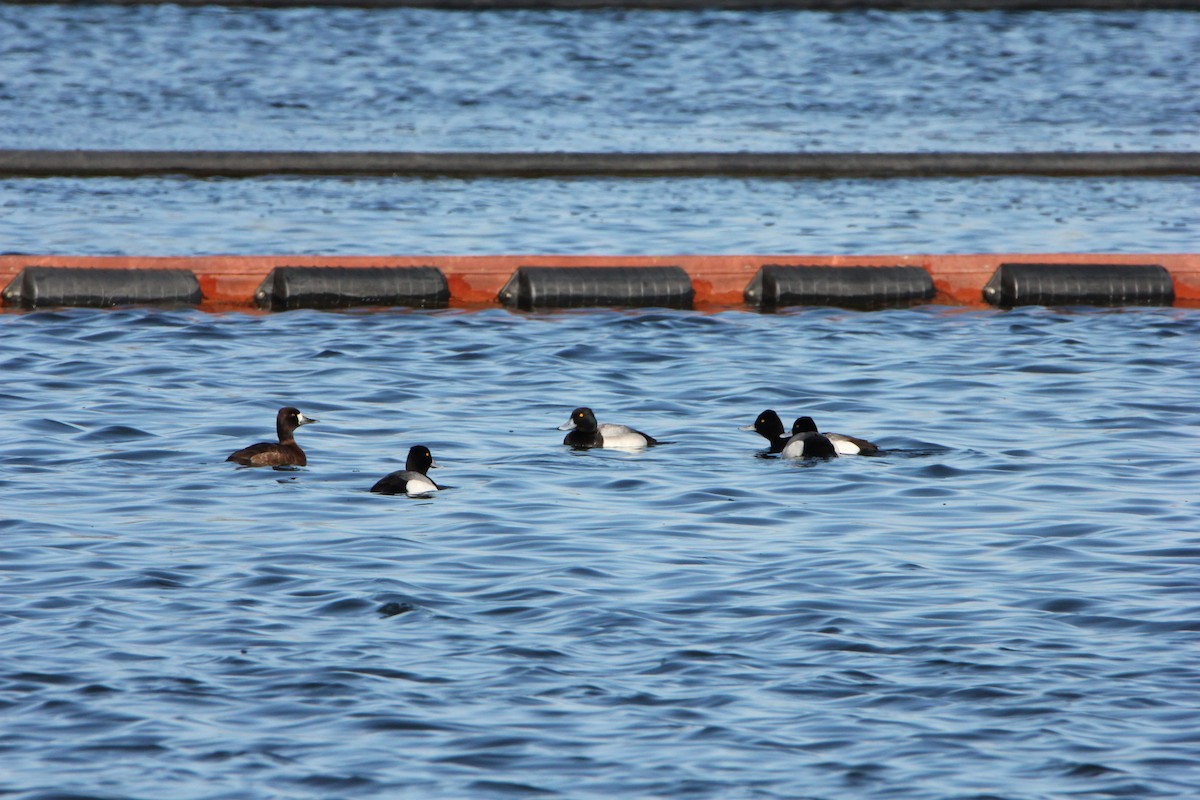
[1,150,1198,179]
[4,0,1199,9]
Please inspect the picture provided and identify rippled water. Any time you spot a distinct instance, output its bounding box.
[2,4,1198,796]
[1,6,1197,256]
[1,174,1197,255]
[2,6,1197,152]
[3,306,1200,799]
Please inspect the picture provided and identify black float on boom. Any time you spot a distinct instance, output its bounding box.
[254,266,449,310]
[2,266,201,309]
[499,266,694,310]
[745,264,935,310]
[983,263,1174,308]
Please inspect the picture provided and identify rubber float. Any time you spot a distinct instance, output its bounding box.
[499,266,694,311]
[982,263,1175,308]
[256,266,450,310]
[745,265,935,310]
[2,266,201,309]
[1,254,1198,311]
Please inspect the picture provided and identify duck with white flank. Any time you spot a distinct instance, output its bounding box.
[371,445,440,495]
[779,424,838,459]
[790,416,880,456]
[559,407,658,449]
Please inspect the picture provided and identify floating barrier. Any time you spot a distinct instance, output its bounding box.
[983,263,1175,308]
[4,0,1198,8]
[1,255,1198,312]
[2,150,1199,179]
[1,266,201,309]
[499,266,694,310]
[6,0,1197,7]
[255,266,449,310]
[745,265,935,311]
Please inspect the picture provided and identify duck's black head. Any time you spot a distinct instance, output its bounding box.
[739,409,785,453]
[791,416,818,435]
[405,445,436,474]
[561,407,599,434]
[750,409,785,436]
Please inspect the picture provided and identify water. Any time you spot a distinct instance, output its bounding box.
[1,4,1199,797]
[1,6,1197,153]
[1,6,1197,256]
[3,305,1200,799]
[0,175,1197,256]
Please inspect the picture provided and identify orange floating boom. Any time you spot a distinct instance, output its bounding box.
[0,254,1197,311]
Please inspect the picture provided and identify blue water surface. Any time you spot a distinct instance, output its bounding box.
[1,6,1197,256]
[0,174,1197,256]
[1,4,1199,798]
[1,6,1197,153]
[2,305,1199,799]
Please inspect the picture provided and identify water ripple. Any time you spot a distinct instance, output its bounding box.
[2,306,1199,798]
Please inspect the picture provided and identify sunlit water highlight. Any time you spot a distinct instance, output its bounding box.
[2,306,1199,799]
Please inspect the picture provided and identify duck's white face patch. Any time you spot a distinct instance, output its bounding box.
[296,412,317,425]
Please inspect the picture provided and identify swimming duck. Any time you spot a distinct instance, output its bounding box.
[226,406,317,467]
[740,409,787,453]
[779,425,838,459]
[370,445,440,495]
[791,416,880,456]
[558,407,658,449]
